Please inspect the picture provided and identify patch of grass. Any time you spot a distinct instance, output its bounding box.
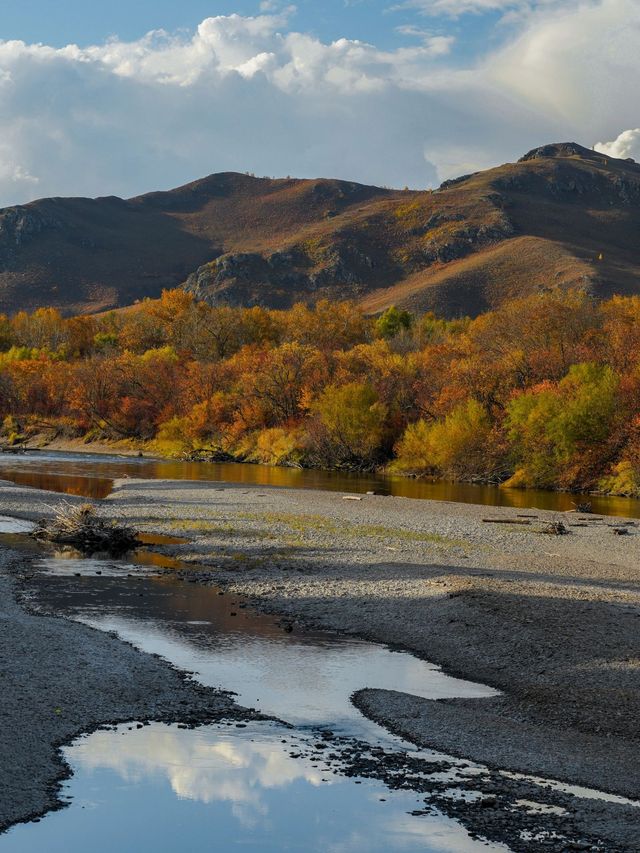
[237,511,465,548]
[167,520,236,534]
[351,524,458,545]
[238,511,340,534]
[168,519,281,541]
[228,552,269,569]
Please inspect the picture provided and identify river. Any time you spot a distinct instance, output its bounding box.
[0,449,638,517]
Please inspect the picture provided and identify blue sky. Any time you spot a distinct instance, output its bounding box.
[1,1,497,56]
[0,0,636,204]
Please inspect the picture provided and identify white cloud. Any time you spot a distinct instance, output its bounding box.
[73,726,325,808]
[395,25,456,54]
[0,2,635,206]
[487,0,640,129]
[594,129,640,162]
[0,151,39,187]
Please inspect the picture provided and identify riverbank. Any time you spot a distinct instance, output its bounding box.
[0,539,255,833]
[24,437,151,458]
[18,435,640,505]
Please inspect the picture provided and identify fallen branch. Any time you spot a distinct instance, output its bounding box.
[482,518,531,525]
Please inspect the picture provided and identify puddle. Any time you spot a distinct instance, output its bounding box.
[1,722,505,853]
[0,543,508,852]
[0,516,35,535]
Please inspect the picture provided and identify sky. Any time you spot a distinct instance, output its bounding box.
[0,0,637,205]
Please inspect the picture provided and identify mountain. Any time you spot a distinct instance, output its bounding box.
[1,142,639,318]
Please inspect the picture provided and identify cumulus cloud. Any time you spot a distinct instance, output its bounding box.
[395,24,456,54]
[0,2,635,206]
[594,129,640,162]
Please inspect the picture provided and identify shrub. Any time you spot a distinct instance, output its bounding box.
[309,382,387,468]
[392,398,500,480]
[154,416,192,455]
[599,460,640,497]
[249,427,304,467]
[505,363,620,489]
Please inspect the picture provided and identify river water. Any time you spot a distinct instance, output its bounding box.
[0,449,638,517]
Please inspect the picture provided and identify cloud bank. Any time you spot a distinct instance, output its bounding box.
[0,0,637,205]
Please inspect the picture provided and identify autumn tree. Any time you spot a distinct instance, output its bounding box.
[309,382,387,468]
[393,398,503,481]
[506,363,621,489]
[374,306,412,340]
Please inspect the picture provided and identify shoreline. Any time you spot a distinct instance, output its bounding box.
[24,437,154,458]
[6,437,640,519]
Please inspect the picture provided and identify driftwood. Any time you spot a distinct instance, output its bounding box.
[482,518,531,525]
[32,502,138,555]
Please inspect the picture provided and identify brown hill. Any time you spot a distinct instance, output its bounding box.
[1,142,639,317]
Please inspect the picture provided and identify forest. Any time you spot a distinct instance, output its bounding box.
[0,287,638,497]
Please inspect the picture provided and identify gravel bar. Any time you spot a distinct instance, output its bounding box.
[1,476,640,847]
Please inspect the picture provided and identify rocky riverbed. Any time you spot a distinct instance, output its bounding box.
[101,480,640,791]
[1,477,639,849]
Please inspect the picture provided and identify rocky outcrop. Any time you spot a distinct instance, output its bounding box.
[419,214,515,266]
[438,173,477,190]
[518,142,604,163]
[184,242,377,306]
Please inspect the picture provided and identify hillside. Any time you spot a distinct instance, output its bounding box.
[1,142,639,317]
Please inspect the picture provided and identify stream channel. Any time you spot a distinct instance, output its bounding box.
[0,452,637,851]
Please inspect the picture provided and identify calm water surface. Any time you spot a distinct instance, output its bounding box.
[0,450,639,517]
[2,721,497,853]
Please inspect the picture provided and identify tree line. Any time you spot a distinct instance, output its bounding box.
[0,288,638,496]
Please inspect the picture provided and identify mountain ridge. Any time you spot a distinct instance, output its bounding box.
[1,142,639,317]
